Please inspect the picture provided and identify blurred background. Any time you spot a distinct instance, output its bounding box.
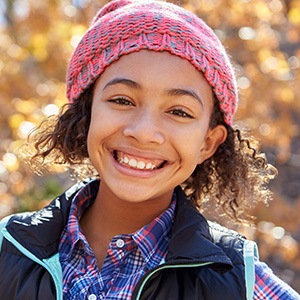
[0,0,299,292]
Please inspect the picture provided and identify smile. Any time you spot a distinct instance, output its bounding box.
[113,150,166,171]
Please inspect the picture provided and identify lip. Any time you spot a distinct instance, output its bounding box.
[111,146,169,161]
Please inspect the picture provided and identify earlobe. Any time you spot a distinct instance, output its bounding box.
[198,125,227,164]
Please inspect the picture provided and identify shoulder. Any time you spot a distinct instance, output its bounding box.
[254,260,300,299]
[208,221,246,263]
[208,221,246,248]
[0,179,94,253]
[1,179,92,228]
[0,211,37,252]
[0,215,11,250]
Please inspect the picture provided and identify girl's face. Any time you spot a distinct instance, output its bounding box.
[88,50,226,205]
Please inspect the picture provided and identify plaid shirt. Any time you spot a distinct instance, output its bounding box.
[254,261,299,299]
[59,180,175,300]
[59,180,299,299]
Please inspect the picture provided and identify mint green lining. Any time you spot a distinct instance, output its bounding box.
[0,216,11,250]
[137,240,259,300]
[1,217,258,300]
[135,261,214,300]
[243,240,259,300]
[1,227,63,300]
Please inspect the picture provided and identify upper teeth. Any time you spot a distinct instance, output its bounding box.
[119,157,156,170]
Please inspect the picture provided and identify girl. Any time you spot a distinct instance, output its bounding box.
[0,0,299,299]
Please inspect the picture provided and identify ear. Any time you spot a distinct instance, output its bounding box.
[197,125,227,164]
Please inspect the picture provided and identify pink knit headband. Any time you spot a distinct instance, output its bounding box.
[66,0,238,125]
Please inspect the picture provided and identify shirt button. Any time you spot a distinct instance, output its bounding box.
[88,294,97,300]
[116,239,125,248]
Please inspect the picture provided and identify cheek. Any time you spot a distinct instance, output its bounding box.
[86,112,103,154]
[176,129,206,160]
[87,109,122,151]
[86,117,107,171]
[86,125,95,159]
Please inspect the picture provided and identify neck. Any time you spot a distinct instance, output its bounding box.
[80,181,173,243]
[79,180,173,268]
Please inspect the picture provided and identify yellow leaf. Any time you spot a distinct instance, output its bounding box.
[288,8,300,26]
[8,114,25,129]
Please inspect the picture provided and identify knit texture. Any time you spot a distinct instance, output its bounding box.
[66,0,238,125]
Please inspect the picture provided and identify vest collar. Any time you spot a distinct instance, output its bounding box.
[6,181,232,272]
[166,186,233,272]
[5,180,90,259]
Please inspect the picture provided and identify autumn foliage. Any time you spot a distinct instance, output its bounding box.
[0,0,299,291]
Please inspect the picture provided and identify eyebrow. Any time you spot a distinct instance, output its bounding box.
[165,88,204,107]
[102,77,204,107]
[103,77,141,91]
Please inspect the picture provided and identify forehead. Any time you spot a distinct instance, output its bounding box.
[95,50,213,104]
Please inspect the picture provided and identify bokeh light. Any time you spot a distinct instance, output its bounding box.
[0,0,299,291]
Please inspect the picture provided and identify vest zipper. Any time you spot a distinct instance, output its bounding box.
[134,261,215,300]
[2,228,63,300]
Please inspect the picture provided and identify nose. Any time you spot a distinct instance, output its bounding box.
[123,108,165,145]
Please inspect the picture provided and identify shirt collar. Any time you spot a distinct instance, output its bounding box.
[59,178,176,267]
[59,179,99,260]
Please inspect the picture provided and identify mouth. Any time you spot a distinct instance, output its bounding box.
[113,150,167,171]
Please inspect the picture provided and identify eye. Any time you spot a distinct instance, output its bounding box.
[108,96,134,106]
[168,108,194,119]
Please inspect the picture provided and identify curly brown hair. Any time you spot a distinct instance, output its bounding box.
[184,97,276,223]
[26,85,276,224]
